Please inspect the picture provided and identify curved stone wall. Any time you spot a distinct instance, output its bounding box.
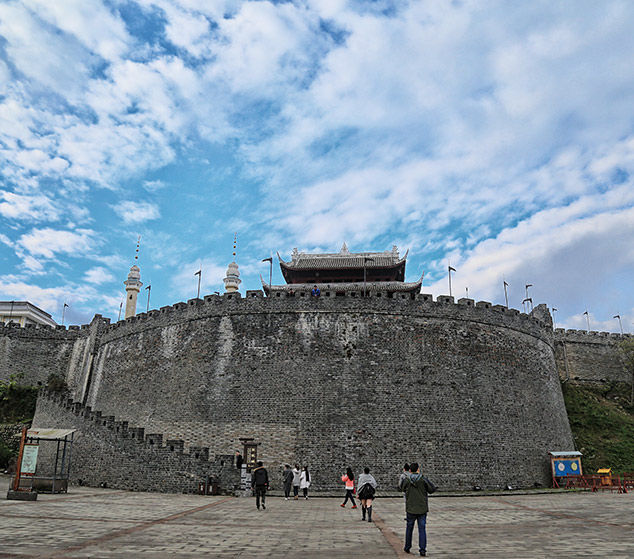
[33,292,569,491]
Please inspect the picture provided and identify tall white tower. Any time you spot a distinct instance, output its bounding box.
[124,237,143,319]
[223,233,241,293]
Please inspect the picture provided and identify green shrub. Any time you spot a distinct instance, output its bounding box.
[0,439,15,470]
[46,373,69,395]
[0,374,38,423]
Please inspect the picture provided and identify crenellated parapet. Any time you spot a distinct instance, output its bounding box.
[95,290,556,348]
[554,328,630,342]
[34,389,240,493]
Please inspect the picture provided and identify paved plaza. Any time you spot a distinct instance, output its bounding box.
[1,475,633,558]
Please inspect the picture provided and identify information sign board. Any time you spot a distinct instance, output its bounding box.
[20,444,39,475]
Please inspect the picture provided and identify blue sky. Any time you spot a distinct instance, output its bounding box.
[1,0,633,333]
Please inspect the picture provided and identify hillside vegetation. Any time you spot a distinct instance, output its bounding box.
[562,381,634,475]
[0,374,66,470]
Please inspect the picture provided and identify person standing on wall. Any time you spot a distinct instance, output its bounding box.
[357,467,377,521]
[292,464,301,500]
[340,466,357,508]
[300,466,311,499]
[399,462,436,557]
[282,464,294,501]
[251,461,269,510]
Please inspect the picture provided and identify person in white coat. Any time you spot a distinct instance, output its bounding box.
[300,466,311,499]
[292,464,301,500]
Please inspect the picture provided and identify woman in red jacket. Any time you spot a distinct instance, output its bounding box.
[340,466,358,508]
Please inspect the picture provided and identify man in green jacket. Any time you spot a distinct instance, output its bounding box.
[399,462,436,556]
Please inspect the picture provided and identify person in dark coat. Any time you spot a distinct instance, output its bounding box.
[399,462,436,556]
[251,461,269,510]
[282,464,294,500]
[235,451,243,470]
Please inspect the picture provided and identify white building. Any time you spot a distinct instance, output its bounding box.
[0,301,58,327]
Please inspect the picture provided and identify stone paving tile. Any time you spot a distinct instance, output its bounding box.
[2,475,634,558]
[377,492,634,558]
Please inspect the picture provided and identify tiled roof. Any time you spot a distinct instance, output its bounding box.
[283,256,403,269]
[278,245,408,270]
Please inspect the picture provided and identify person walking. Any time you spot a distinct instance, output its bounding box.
[251,460,269,510]
[282,464,294,500]
[300,466,311,499]
[399,462,436,556]
[292,464,301,500]
[356,467,377,522]
[340,467,357,508]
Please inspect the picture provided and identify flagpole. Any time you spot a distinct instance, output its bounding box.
[118,301,123,321]
[503,279,509,309]
[261,256,274,292]
[145,285,151,312]
[525,284,533,312]
[448,265,456,297]
[61,303,68,326]
[614,314,623,336]
[583,310,590,332]
[195,270,201,299]
[522,298,532,315]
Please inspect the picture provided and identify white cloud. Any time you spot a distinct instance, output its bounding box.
[205,1,323,94]
[28,0,131,61]
[0,4,94,98]
[112,201,161,224]
[162,4,211,57]
[425,197,634,328]
[0,233,14,248]
[84,266,115,285]
[143,179,167,192]
[0,191,60,221]
[18,228,98,259]
[0,277,101,320]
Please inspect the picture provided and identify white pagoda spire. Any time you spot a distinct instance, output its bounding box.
[223,233,241,293]
[123,236,143,318]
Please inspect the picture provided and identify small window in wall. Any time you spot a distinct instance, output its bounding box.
[129,295,133,300]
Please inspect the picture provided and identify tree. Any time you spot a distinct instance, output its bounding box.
[616,337,634,406]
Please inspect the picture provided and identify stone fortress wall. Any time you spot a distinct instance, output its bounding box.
[553,328,631,383]
[1,290,629,493]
